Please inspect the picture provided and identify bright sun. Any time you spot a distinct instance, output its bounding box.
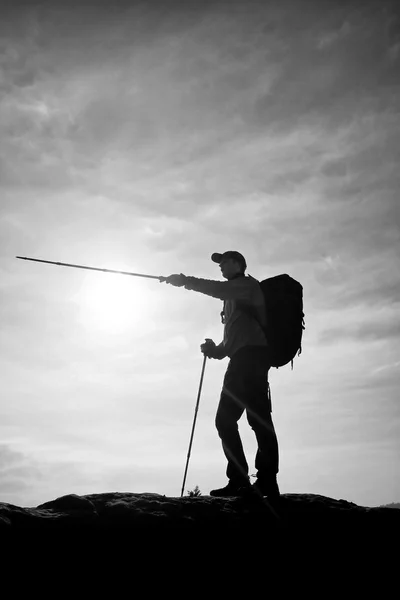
[76,274,155,333]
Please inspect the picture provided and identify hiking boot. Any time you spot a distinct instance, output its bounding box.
[209,480,251,497]
[252,476,280,502]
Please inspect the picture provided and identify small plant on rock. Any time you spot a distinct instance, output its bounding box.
[187,485,201,497]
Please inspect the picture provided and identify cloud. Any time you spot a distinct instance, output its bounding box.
[371,361,400,376]
[0,444,25,469]
[0,444,44,501]
[319,319,400,344]
[2,0,398,238]
[317,20,352,49]
[252,2,399,132]
[337,280,400,310]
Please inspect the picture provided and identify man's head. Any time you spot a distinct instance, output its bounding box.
[211,251,247,280]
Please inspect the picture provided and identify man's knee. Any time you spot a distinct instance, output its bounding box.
[246,408,273,432]
[215,411,239,437]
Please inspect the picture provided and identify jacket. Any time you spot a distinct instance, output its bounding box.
[184,274,267,358]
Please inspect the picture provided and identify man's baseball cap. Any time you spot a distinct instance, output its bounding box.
[211,251,247,270]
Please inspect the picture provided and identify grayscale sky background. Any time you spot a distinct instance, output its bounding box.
[1,0,399,507]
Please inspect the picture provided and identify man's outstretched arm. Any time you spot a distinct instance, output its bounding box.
[160,273,252,301]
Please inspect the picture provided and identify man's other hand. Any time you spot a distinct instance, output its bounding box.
[159,274,187,287]
[201,339,217,358]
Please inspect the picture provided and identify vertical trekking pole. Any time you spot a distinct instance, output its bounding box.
[180,353,207,497]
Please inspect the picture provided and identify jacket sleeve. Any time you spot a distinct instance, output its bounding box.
[213,341,227,360]
[184,276,253,301]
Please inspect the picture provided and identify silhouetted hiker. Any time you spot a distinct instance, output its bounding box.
[163,251,280,500]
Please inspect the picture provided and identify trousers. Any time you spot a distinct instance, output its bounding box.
[215,345,279,483]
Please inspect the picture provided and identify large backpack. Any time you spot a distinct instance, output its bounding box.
[258,274,305,369]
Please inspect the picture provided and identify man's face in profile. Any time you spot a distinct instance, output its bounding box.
[220,258,242,280]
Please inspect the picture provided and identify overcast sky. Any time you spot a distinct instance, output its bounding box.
[1,0,399,508]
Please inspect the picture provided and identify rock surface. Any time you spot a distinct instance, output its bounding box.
[1,491,398,589]
[1,490,398,538]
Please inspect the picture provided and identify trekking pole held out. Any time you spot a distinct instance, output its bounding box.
[15,256,162,280]
[180,350,208,498]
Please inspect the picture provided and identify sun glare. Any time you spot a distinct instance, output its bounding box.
[76,274,155,333]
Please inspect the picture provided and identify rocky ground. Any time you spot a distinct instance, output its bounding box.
[1,491,397,588]
[1,490,398,533]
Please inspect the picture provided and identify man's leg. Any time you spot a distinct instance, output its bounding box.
[249,411,279,480]
[214,357,249,488]
[244,350,279,486]
[215,390,248,485]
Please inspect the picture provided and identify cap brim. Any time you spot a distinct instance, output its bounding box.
[211,253,223,264]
